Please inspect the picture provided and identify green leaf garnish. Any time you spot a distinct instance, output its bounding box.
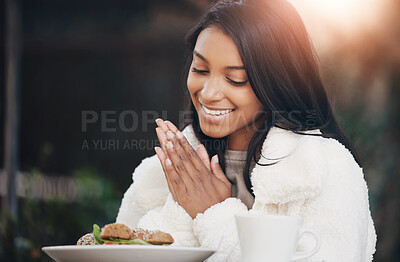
[93,224,104,244]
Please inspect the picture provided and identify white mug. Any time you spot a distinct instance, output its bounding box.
[235,214,321,262]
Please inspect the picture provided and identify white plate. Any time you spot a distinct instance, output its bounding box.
[42,245,216,262]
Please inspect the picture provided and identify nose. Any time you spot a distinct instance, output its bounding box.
[200,75,224,102]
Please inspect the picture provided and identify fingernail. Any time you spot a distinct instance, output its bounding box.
[177,131,184,139]
[214,154,219,163]
[166,131,175,139]
[167,141,174,149]
[166,159,172,166]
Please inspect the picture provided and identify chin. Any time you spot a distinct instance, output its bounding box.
[199,121,230,139]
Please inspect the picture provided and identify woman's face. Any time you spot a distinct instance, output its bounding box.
[187,26,266,150]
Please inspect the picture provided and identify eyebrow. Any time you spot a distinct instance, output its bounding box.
[193,50,245,70]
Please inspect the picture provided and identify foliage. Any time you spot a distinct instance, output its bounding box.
[0,167,122,262]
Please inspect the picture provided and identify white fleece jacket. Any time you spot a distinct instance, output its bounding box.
[116,125,377,262]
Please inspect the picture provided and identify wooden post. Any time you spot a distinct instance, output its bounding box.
[2,0,22,259]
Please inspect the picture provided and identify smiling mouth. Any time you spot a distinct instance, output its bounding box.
[201,105,236,116]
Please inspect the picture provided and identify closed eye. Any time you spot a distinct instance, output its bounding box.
[226,78,248,87]
[192,67,248,86]
[191,67,208,74]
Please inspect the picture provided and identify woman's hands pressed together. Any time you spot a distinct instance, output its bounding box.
[154,118,232,219]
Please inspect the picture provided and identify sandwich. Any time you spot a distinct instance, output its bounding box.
[76,223,174,246]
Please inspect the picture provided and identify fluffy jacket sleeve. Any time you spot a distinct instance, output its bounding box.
[193,198,249,262]
[137,194,199,247]
[250,129,376,261]
[115,126,376,261]
[285,136,377,262]
[192,129,376,262]
[115,154,198,246]
[115,154,169,228]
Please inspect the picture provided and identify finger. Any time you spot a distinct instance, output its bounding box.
[196,144,211,170]
[211,155,232,188]
[165,121,198,155]
[156,127,169,160]
[174,129,210,173]
[164,157,187,197]
[154,146,166,163]
[155,147,178,200]
[156,119,176,157]
[156,123,187,182]
[165,138,197,187]
[166,131,204,184]
[164,120,180,133]
[155,118,170,132]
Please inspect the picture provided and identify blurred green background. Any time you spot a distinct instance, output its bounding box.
[0,0,399,261]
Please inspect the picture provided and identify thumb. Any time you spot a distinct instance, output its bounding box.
[211,155,231,188]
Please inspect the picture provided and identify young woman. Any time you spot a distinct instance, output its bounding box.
[116,0,377,261]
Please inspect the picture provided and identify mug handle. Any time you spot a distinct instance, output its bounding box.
[292,228,321,261]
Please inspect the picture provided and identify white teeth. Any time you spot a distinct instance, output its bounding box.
[203,105,234,116]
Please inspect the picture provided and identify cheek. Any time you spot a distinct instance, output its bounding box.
[187,74,202,111]
[187,74,205,109]
[187,73,201,93]
[234,89,259,108]
[235,89,264,119]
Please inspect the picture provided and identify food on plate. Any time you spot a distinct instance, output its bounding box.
[76,223,174,246]
[101,223,133,240]
[76,233,96,245]
[133,228,174,245]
